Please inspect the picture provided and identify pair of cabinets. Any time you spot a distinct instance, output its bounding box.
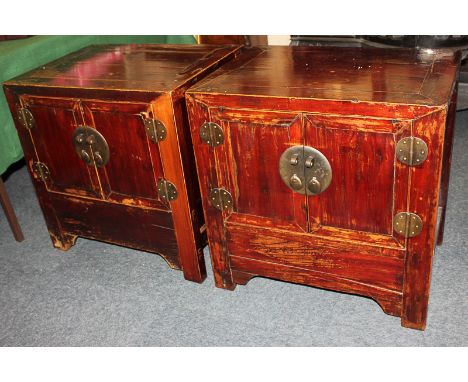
[6,44,458,330]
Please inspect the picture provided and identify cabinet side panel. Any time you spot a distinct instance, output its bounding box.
[402,108,448,330]
[186,95,234,289]
[153,93,206,283]
[171,96,205,248]
[437,84,458,244]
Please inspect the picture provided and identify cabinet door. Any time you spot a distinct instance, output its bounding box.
[211,108,307,232]
[81,100,167,210]
[20,96,101,198]
[305,114,411,248]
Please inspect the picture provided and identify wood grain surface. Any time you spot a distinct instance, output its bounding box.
[4,44,241,282]
[187,46,460,329]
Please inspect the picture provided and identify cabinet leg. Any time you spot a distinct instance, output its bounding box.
[205,242,236,290]
[49,231,77,251]
[437,84,457,246]
[401,315,427,331]
[212,268,236,291]
[0,177,25,242]
[401,249,432,331]
[182,247,207,283]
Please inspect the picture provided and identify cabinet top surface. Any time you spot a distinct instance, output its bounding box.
[188,46,460,106]
[5,44,241,93]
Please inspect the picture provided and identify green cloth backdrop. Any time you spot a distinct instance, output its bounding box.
[0,35,196,175]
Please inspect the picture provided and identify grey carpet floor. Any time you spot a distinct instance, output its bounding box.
[1,112,467,347]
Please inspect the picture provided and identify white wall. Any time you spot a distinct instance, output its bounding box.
[267,35,291,45]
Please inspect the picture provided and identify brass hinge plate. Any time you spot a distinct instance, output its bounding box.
[200,122,224,147]
[18,108,35,129]
[396,137,428,166]
[144,118,167,143]
[393,212,423,238]
[157,179,178,202]
[31,162,50,182]
[209,188,233,211]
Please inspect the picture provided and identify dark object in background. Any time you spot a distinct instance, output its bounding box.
[291,35,468,110]
[364,35,468,49]
[0,35,32,42]
[197,35,268,46]
[186,45,460,330]
[198,35,247,45]
[291,35,468,49]
[3,44,241,282]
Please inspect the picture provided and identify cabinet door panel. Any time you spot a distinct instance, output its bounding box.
[21,96,101,197]
[305,114,410,247]
[211,109,307,231]
[82,100,167,210]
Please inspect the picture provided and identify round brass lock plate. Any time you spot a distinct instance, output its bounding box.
[72,126,110,167]
[303,146,332,195]
[279,145,332,196]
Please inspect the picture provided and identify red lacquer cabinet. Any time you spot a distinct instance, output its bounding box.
[4,44,241,282]
[186,46,459,329]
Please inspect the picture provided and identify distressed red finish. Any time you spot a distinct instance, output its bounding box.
[4,44,241,282]
[186,46,460,329]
